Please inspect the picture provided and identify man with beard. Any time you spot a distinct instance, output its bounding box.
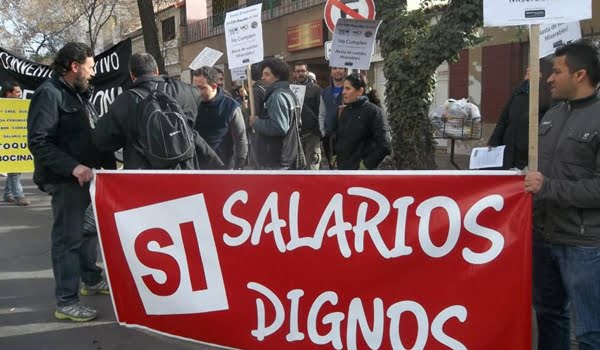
[318,67,347,169]
[293,62,322,170]
[28,42,114,322]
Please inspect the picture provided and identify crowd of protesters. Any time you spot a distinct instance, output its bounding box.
[0,39,598,349]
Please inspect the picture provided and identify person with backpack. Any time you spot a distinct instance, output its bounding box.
[249,58,304,170]
[92,52,223,170]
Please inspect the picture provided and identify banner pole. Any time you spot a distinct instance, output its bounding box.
[528,24,540,172]
[246,65,256,117]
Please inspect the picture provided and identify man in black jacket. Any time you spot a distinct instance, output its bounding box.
[525,41,600,349]
[92,53,222,169]
[28,42,114,322]
[293,62,322,169]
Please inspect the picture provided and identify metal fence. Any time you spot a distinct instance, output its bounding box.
[183,0,326,44]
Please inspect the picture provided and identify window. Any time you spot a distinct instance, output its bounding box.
[212,0,240,27]
[162,17,176,42]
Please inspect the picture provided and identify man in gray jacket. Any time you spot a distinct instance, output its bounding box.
[525,41,600,349]
[249,58,302,170]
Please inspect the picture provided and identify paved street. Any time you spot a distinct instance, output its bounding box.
[0,174,222,350]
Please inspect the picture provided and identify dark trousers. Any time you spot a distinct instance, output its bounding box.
[45,182,102,307]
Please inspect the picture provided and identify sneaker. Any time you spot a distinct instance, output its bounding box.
[3,195,14,203]
[80,280,110,296]
[54,302,97,322]
[14,197,30,206]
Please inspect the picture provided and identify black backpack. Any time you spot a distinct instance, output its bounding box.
[131,81,197,169]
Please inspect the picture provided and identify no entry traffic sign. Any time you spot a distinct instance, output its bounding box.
[324,0,376,33]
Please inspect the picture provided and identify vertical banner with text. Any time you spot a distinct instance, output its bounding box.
[92,171,532,350]
[0,98,33,172]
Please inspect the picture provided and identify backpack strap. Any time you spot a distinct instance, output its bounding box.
[130,81,167,100]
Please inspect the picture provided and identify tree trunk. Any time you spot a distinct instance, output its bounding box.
[378,0,483,170]
[136,0,166,74]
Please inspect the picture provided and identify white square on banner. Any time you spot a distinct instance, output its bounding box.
[329,18,381,71]
[224,4,264,69]
[539,22,582,58]
[114,194,229,316]
[189,47,223,70]
[484,0,591,27]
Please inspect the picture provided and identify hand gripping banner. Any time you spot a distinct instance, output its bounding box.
[91,171,532,350]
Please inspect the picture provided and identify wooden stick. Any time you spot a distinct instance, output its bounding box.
[246,65,256,117]
[528,24,540,172]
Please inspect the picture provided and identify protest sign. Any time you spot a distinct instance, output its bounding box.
[231,66,248,81]
[0,98,33,173]
[539,22,582,58]
[189,47,223,70]
[329,18,381,70]
[484,0,591,27]
[93,171,532,350]
[289,84,306,112]
[224,4,264,69]
[0,40,132,117]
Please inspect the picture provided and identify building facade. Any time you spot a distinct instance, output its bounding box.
[180,1,600,156]
[181,0,381,88]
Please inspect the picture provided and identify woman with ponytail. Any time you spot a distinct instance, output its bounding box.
[334,73,391,170]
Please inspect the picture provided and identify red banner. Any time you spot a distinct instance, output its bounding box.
[92,171,531,350]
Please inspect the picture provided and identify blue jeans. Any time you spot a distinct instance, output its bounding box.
[3,173,24,199]
[533,239,600,350]
[44,182,102,307]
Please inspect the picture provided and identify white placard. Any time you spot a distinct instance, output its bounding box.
[469,146,505,170]
[289,84,307,113]
[189,47,223,70]
[539,22,582,58]
[329,18,381,70]
[230,66,247,81]
[484,0,591,27]
[325,41,332,61]
[224,4,264,69]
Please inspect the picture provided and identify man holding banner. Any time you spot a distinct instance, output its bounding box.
[525,41,600,349]
[28,42,114,322]
[1,81,30,206]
